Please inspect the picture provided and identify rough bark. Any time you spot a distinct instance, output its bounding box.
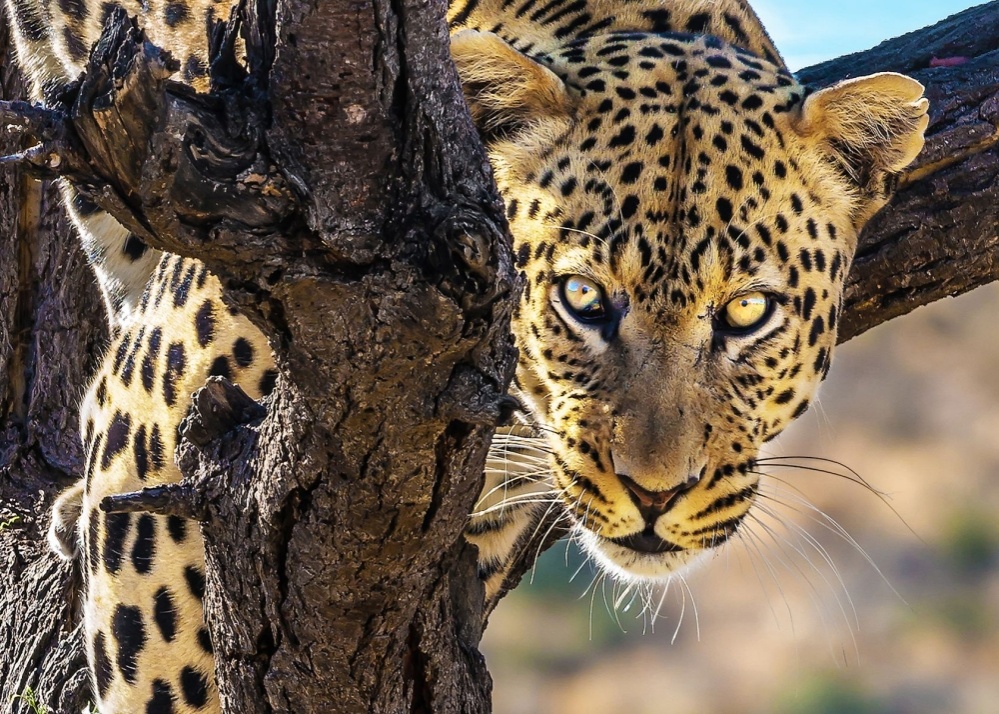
[0,2,995,714]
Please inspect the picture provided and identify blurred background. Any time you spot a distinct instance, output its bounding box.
[482,3,997,712]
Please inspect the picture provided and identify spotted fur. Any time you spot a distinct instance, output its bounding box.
[10,0,928,711]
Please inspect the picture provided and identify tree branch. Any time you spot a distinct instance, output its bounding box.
[797,2,999,342]
[0,7,302,290]
[99,484,207,519]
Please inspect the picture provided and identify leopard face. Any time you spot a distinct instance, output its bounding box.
[454,30,928,582]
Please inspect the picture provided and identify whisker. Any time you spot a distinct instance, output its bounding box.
[649,577,672,634]
[529,501,572,585]
[753,477,905,604]
[671,577,687,645]
[748,500,862,659]
[750,505,863,664]
[604,574,628,633]
[470,496,562,518]
[542,222,612,251]
[751,501,856,623]
[754,458,921,542]
[735,525,796,630]
[475,473,549,505]
[679,573,701,642]
[586,571,606,641]
[568,545,591,584]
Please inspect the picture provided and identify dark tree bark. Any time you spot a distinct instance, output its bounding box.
[0,2,996,713]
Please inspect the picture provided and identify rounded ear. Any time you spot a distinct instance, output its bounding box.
[794,73,929,190]
[451,30,575,141]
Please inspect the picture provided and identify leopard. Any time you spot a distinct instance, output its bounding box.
[6,0,928,709]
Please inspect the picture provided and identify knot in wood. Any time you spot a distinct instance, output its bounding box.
[431,208,509,315]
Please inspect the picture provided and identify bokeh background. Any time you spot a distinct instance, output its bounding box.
[482,3,998,712]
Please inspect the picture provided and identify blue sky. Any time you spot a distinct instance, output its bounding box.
[752,0,984,70]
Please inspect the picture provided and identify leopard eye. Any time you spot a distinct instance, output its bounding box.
[720,292,771,332]
[560,275,607,323]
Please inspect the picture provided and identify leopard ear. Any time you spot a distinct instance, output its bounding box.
[451,30,575,141]
[795,73,929,204]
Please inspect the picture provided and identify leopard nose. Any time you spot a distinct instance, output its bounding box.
[619,473,699,522]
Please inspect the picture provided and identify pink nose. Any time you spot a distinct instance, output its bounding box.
[619,474,697,520]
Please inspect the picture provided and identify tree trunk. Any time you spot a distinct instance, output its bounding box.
[0,2,996,713]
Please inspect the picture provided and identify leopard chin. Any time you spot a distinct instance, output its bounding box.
[576,528,714,582]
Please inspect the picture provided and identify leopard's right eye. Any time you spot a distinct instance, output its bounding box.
[559,275,608,324]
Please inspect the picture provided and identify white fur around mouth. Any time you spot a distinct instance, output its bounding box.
[576,527,711,582]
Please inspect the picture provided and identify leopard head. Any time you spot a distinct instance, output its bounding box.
[453,30,928,580]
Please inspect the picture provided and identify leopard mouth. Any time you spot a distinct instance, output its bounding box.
[610,527,685,554]
[574,527,700,581]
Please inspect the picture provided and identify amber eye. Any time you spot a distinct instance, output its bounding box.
[560,275,607,322]
[720,292,771,332]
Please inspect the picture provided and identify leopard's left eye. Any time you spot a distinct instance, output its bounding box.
[719,292,772,333]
